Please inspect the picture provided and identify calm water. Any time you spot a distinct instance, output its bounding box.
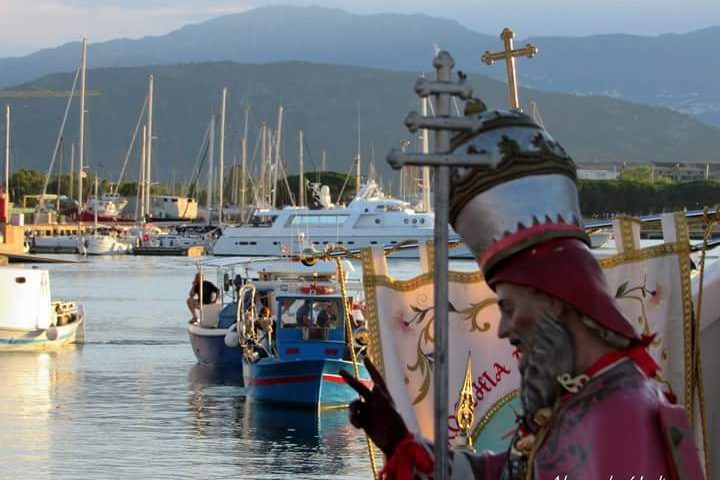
[0,255,477,480]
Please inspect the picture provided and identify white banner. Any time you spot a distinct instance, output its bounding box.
[362,212,708,459]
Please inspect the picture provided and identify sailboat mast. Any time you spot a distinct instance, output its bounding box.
[240,105,249,217]
[77,37,87,214]
[69,143,74,201]
[421,97,432,212]
[218,87,227,225]
[271,106,283,208]
[139,125,147,221]
[145,75,154,219]
[258,124,265,205]
[4,105,9,222]
[355,155,361,196]
[355,105,361,196]
[298,130,304,208]
[56,138,64,212]
[207,114,215,224]
[93,174,98,230]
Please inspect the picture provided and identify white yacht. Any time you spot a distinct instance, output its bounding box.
[212,180,472,258]
[82,228,131,255]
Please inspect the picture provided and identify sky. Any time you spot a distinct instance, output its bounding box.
[1,0,720,57]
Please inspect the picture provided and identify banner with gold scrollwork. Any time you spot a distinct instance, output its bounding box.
[361,212,704,457]
[361,244,521,452]
[599,212,707,471]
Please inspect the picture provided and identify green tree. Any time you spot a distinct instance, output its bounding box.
[9,169,46,204]
[617,166,672,185]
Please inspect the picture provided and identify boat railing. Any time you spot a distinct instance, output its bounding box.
[237,284,257,344]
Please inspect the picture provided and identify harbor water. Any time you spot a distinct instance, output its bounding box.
[0,255,477,480]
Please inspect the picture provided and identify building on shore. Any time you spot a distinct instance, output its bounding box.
[577,161,720,183]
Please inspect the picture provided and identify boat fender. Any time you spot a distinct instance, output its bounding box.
[224,330,240,348]
[46,326,59,341]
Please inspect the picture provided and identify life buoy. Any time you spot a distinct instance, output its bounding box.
[142,233,150,242]
[298,283,335,295]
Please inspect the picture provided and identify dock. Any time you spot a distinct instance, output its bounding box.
[133,245,205,257]
[0,251,82,264]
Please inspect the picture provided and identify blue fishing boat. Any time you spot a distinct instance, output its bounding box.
[187,258,367,384]
[242,287,370,407]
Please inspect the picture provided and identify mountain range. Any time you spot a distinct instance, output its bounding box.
[5,61,720,185]
[2,6,720,124]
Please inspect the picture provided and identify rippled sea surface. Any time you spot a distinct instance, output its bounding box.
[0,255,477,480]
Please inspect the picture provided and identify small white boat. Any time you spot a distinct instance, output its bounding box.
[83,232,131,255]
[0,266,85,349]
[30,235,82,254]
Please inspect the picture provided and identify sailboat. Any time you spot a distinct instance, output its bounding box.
[81,176,131,255]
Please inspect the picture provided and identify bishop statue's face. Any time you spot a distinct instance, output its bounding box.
[495,282,575,427]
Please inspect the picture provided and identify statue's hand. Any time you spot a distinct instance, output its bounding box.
[340,357,409,456]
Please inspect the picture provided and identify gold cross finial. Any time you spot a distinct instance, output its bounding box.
[454,352,476,450]
[481,28,538,111]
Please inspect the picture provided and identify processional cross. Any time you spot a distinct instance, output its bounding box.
[481,28,538,111]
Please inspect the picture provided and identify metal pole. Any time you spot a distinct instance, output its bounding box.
[260,124,267,205]
[207,114,215,224]
[78,37,87,215]
[299,130,304,207]
[241,105,249,219]
[355,154,361,196]
[218,86,227,225]
[139,125,147,221]
[421,97,432,212]
[271,106,284,208]
[69,143,74,201]
[432,51,453,480]
[145,75,154,218]
[4,105,9,222]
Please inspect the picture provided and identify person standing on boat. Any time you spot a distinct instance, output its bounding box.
[296,299,313,326]
[186,273,219,321]
[341,109,704,479]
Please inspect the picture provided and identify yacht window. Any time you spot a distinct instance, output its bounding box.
[15,277,26,284]
[375,205,386,212]
[391,241,397,244]
[348,241,355,245]
[371,241,377,245]
[420,218,425,224]
[404,218,409,224]
[289,214,349,226]
[375,219,381,224]
[412,219,417,224]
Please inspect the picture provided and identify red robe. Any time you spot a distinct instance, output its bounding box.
[401,359,704,479]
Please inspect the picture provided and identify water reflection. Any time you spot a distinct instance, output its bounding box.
[0,348,81,480]
[187,364,370,479]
